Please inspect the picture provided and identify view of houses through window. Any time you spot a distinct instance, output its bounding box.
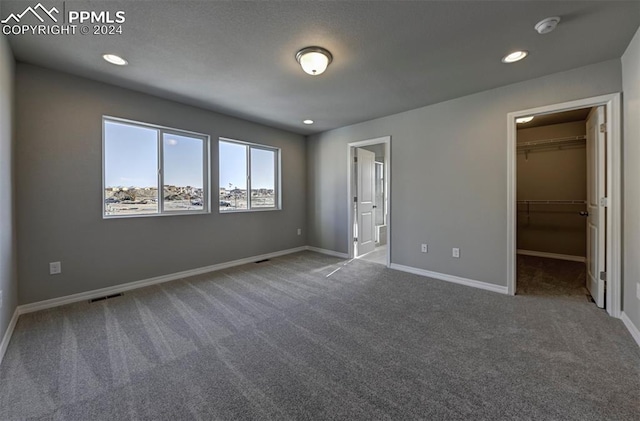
[103,118,209,217]
[219,138,279,211]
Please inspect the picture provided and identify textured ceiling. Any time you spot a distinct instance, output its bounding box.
[3,1,639,135]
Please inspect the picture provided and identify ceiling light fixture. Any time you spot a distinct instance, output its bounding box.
[501,50,528,64]
[303,119,314,125]
[296,47,332,76]
[535,17,561,35]
[102,54,128,66]
[516,116,534,124]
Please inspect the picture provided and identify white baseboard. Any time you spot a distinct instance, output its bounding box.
[517,249,586,263]
[389,263,509,295]
[18,246,308,315]
[621,312,640,348]
[0,308,19,367]
[306,246,350,259]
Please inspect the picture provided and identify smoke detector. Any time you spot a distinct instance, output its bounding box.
[535,17,561,34]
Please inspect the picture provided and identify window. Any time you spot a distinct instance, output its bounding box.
[103,117,209,217]
[219,138,280,212]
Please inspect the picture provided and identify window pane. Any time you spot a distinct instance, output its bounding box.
[219,141,248,211]
[104,121,158,216]
[163,133,204,212]
[250,148,276,208]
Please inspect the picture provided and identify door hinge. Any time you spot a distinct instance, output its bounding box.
[354,196,357,202]
[599,123,606,133]
[600,197,608,207]
[354,156,358,163]
[354,237,358,242]
[599,271,607,281]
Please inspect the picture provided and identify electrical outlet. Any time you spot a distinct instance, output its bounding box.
[421,244,428,253]
[49,261,62,275]
[297,228,302,236]
[637,283,640,300]
[452,248,460,258]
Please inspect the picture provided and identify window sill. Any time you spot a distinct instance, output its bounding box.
[218,208,281,214]
[103,210,211,219]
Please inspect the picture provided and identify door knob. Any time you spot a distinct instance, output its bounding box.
[579,211,589,217]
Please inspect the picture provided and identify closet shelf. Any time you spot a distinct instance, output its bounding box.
[517,200,586,205]
[517,135,586,156]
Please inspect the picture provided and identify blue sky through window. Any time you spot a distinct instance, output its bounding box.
[104,121,157,188]
[163,133,203,188]
[105,121,205,189]
[105,121,275,191]
[219,140,276,189]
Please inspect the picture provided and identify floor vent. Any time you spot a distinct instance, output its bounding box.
[255,259,270,264]
[89,293,124,303]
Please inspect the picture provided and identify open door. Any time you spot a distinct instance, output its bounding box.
[586,106,606,308]
[356,148,376,256]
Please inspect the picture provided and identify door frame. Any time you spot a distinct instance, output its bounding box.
[347,136,391,266]
[506,93,622,317]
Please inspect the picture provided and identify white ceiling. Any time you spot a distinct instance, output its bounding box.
[3,1,639,135]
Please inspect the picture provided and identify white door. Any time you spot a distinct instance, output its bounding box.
[356,148,376,256]
[586,106,606,308]
[375,162,385,226]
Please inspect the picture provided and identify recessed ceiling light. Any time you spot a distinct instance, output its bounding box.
[516,116,534,124]
[502,50,528,64]
[303,119,314,125]
[102,54,128,66]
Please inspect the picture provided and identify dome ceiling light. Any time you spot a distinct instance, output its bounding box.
[296,47,333,76]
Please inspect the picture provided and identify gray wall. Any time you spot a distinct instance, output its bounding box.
[0,33,16,341]
[16,64,306,305]
[517,121,587,257]
[622,27,640,333]
[308,59,622,287]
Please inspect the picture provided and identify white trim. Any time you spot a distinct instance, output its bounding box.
[0,308,20,366]
[517,249,586,263]
[17,246,307,315]
[390,263,509,295]
[507,93,622,318]
[306,246,350,259]
[620,312,640,348]
[347,136,392,267]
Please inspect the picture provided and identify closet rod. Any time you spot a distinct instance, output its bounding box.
[517,135,586,148]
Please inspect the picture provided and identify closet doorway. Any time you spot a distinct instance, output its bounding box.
[507,94,622,317]
[516,107,595,300]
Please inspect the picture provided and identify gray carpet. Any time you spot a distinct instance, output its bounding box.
[1,251,639,420]
[516,254,589,299]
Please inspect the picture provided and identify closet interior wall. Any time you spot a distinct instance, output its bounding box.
[517,120,588,258]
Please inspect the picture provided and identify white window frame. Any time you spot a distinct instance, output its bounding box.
[219,137,281,213]
[102,116,211,219]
